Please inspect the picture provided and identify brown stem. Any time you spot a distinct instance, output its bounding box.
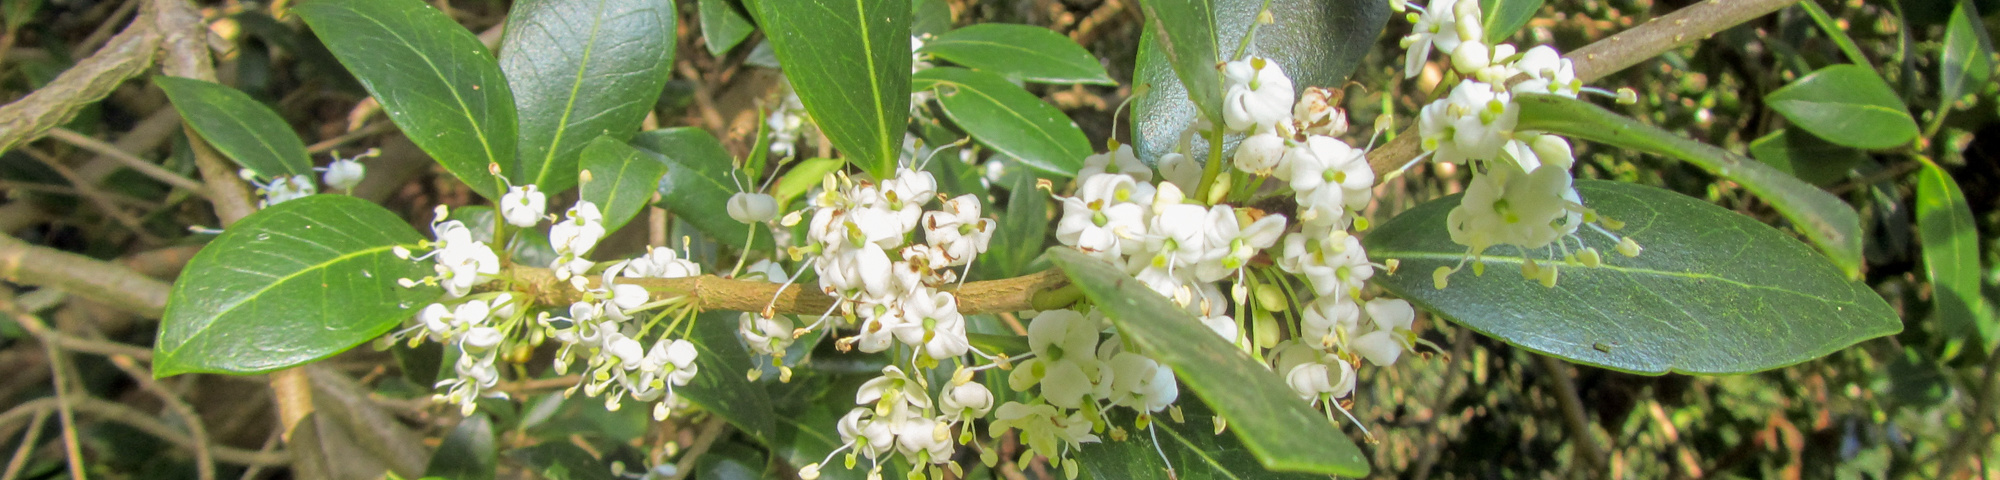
[1366,0,1805,177]
[0,397,292,466]
[0,0,161,155]
[512,267,1070,316]
[1537,354,1608,476]
[0,232,172,317]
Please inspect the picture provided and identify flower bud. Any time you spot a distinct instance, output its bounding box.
[323,158,366,192]
[727,192,779,223]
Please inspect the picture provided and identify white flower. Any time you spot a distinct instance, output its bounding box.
[500,185,546,227]
[1056,174,1149,258]
[1353,298,1416,366]
[255,174,317,208]
[1293,86,1349,136]
[1144,199,1210,269]
[838,408,897,458]
[1278,230,1374,298]
[899,290,969,360]
[1284,357,1356,401]
[1401,0,1465,77]
[1194,206,1286,282]
[1199,314,1239,343]
[1014,310,1106,408]
[992,402,1099,462]
[550,201,607,256]
[1445,161,1578,254]
[1299,295,1362,350]
[1107,352,1178,412]
[738,312,796,356]
[323,158,366,192]
[726,192,778,224]
[922,194,995,266]
[1222,56,1296,132]
[1232,132,1289,176]
[625,247,702,279]
[941,381,994,421]
[1077,143,1152,183]
[1511,45,1580,98]
[883,168,938,228]
[1286,135,1374,226]
[1419,81,1518,164]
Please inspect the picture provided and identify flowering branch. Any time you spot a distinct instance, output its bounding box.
[509,266,1071,316]
[1366,0,1804,177]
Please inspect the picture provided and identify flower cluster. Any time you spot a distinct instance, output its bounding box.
[241,149,376,208]
[794,165,1000,477]
[390,169,711,420]
[1396,0,1643,286]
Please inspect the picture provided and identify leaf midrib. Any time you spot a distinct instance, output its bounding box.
[1374,250,1869,308]
[338,5,507,192]
[161,243,404,359]
[530,0,613,187]
[929,76,1081,157]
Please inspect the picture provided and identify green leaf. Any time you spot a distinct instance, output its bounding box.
[499,0,677,193]
[630,128,773,251]
[977,172,1048,278]
[1479,0,1543,43]
[1514,94,1865,278]
[1080,396,1323,480]
[1133,0,1222,125]
[916,67,1091,176]
[1939,0,1993,109]
[751,0,911,178]
[773,157,846,206]
[506,443,616,480]
[909,0,950,37]
[677,311,780,444]
[154,76,313,179]
[156,196,439,376]
[1364,180,1901,375]
[1049,248,1368,477]
[579,136,669,234]
[422,414,496,480]
[1916,158,1995,353]
[1131,0,1388,161]
[920,24,1114,85]
[296,0,517,200]
[700,0,755,56]
[1748,128,1866,186]
[1765,64,1919,150]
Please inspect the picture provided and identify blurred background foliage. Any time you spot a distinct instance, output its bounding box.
[0,0,1995,478]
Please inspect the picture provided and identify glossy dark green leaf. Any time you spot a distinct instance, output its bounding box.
[1515,94,1864,278]
[917,67,1090,176]
[752,0,910,178]
[1364,180,1901,375]
[1131,0,1388,162]
[677,311,780,444]
[700,0,755,56]
[630,128,773,250]
[1765,64,1919,150]
[921,24,1114,85]
[1480,0,1543,42]
[579,136,669,234]
[1916,159,1994,352]
[1049,247,1368,476]
[507,443,616,480]
[422,414,496,480]
[296,0,517,200]
[1748,128,1865,186]
[773,157,846,206]
[1133,0,1221,125]
[1939,0,1993,109]
[1081,396,1324,480]
[154,76,312,179]
[156,196,440,376]
[499,0,676,193]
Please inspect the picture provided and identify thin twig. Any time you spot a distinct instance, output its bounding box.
[105,354,215,480]
[1938,343,2000,479]
[668,417,731,480]
[46,127,211,195]
[46,339,89,480]
[0,232,172,317]
[22,146,164,243]
[0,397,292,466]
[3,300,155,360]
[305,122,396,154]
[1537,355,1607,476]
[0,180,160,209]
[0,409,49,480]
